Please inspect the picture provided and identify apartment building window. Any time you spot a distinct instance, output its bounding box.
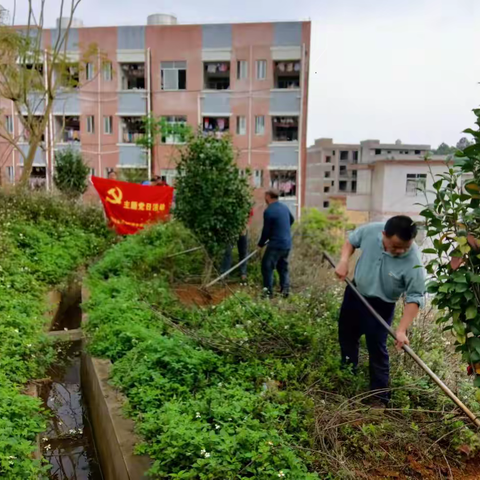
[119,63,145,90]
[204,62,230,90]
[160,169,178,186]
[6,166,14,183]
[332,150,336,155]
[270,170,296,197]
[203,116,230,134]
[406,173,426,196]
[120,117,145,143]
[274,61,300,89]
[162,116,187,144]
[325,171,331,179]
[256,60,267,80]
[254,169,264,188]
[415,150,421,155]
[161,61,187,90]
[353,151,359,163]
[55,116,80,142]
[86,115,95,134]
[352,170,357,179]
[236,116,246,135]
[325,155,331,163]
[339,165,347,177]
[324,186,330,193]
[375,149,382,155]
[323,201,330,209]
[5,115,13,134]
[351,181,357,193]
[272,116,298,142]
[86,62,94,81]
[339,181,347,192]
[340,150,349,161]
[103,62,113,81]
[237,60,248,80]
[56,64,79,88]
[104,116,113,135]
[255,116,265,135]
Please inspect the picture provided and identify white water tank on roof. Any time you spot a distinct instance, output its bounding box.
[56,17,84,29]
[147,14,177,25]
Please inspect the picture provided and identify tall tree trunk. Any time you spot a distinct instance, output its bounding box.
[18,140,41,187]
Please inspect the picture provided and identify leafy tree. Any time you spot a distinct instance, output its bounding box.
[456,136,473,151]
[421,107,480,398]
[53,147,90,198]
[136,114,190,176]
[0,0,104,187]
[174,130,253,265]
[433,142,457,155]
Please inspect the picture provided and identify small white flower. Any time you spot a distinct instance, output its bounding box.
[69,429,76,435]
[14,329,19,333]
[218,382,223,387]
[8,456,16,460]
[200,449,206,455]
[27,344,32,348]
[267,441,273,446]
[42,437,48,442]
[215,424,220,430]
[278,471,285,478]
[78,428,83,435]
[58,421,63,426]
[196,412,201,418]
[204,452,211,458]
[45,444,52,451]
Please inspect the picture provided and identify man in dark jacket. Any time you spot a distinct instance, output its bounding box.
[258,189,294,297]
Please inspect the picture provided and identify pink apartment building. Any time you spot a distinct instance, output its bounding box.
[0,15,310,217]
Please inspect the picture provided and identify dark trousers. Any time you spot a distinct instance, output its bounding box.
[221,234,248,277]
[338,285,395,401]
[261,246,290,295]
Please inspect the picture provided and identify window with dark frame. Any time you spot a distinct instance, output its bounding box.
[161,61,187,91]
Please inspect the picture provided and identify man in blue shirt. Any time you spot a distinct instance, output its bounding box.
[335,216,425,405]
[258,189,295,297]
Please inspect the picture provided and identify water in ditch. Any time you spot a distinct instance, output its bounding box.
[40,283,103,479]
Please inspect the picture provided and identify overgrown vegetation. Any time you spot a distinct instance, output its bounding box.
[53,147,90,198]
[0,190,111,478]
[85,220,480,479]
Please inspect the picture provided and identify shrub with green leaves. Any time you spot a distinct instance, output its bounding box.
[421,108,480,398]
[174,131,253,257]
[53,147,91,199]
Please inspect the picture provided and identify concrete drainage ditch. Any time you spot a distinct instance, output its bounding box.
[37,279,151,480]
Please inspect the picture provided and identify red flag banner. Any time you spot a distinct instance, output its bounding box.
[91,176,174,235]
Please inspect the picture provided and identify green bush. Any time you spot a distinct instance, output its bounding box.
[53,147,90,199]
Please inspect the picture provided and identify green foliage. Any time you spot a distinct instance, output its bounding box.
[53,147,90,198]
[120,167,149,184]
[136,114,191,152]
[85,221,480,478]
[174,131,254,256]
[0,189,112,478]
[421,108,480,395]
[294,203,352,255]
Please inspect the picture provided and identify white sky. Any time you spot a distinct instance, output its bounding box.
[4,0,480,148]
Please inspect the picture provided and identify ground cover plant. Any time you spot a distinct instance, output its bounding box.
[85,220,480,479]
[0,189,112,479]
